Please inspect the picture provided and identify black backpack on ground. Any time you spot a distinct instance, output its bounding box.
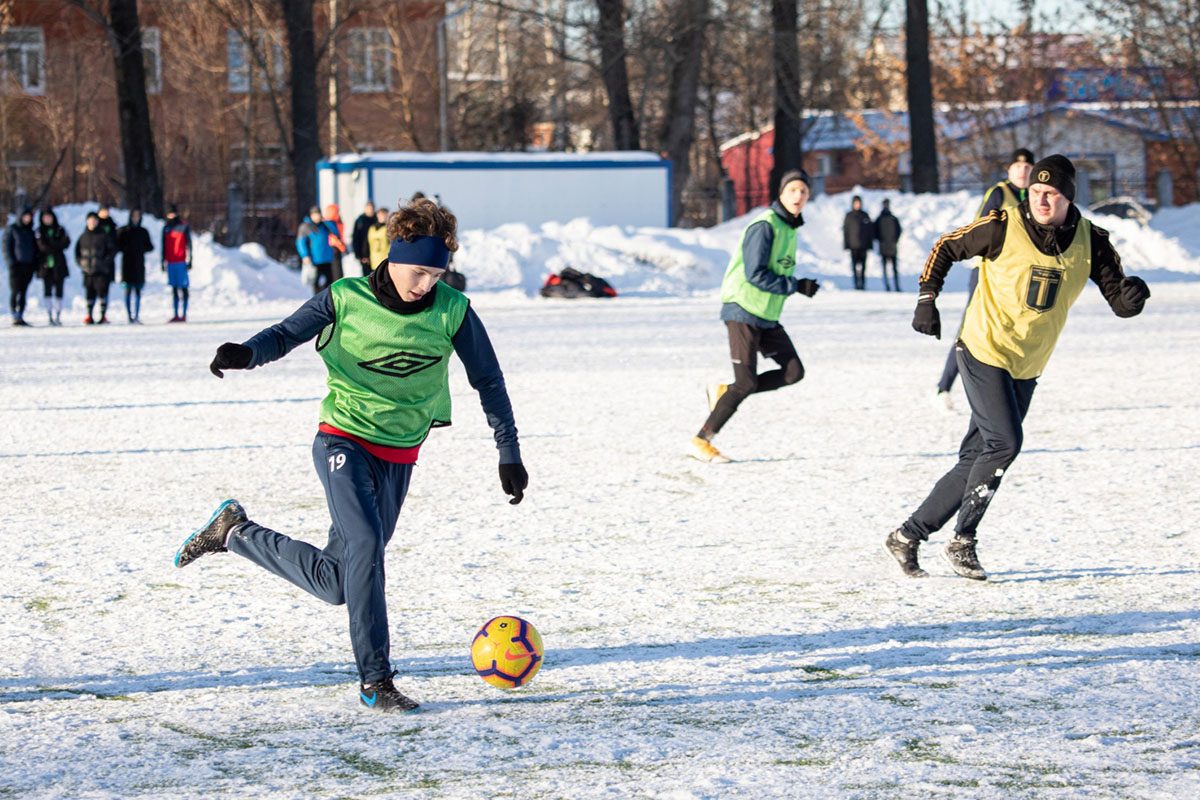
[539,267,618,299]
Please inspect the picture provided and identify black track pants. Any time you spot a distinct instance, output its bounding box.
[703,321,804,435]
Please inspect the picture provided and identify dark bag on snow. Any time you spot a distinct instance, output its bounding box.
[539,266,618,299]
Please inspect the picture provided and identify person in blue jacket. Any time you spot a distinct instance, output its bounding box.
[296,206,343,294]
[175,197,528,713]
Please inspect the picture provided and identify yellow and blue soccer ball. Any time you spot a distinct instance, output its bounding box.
[470,616,544,689]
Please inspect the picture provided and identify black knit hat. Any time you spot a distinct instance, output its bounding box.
[779,169,811,191]
[1030,154,1076,201]
[1012,148,1035,165]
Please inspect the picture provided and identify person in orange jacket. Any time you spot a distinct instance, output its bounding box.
[324,204,348,282]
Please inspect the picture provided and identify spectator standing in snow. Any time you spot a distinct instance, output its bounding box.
[296,207,340,294]
[178,197,528,713]
[690,170,821,464]
[117,209,154,323]
[935,147,1036,410]
[843,195,873,290]
[162,205,193,322]
[324,203,348,281]
[886,155,1151,582]
[96,204,118,246]
[366,206,390,273]
[36,209,70,326]
[75,212,116,324]
[874,199,902,292]
[351,201,375,276]
[4,206,38,326]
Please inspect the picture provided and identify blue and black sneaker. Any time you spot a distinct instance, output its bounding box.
[174,499,247,568]
[360,672,420,712]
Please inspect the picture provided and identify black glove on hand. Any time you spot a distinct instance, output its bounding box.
[912,292,941,339]
[794,278,820,297]
[210,342,253,378]
[499,463,528,505]
[1119,276,1150,310]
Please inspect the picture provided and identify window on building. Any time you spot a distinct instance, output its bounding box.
[231,145,289,208]
[815,153,837,177]
[346,29,391,93]
[143,28,161,94]
[227,30,285,93]
[2,27,45,95]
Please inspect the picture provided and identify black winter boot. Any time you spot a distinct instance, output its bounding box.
[360,672,420,712]
[885,528,928,578]
[944,536,987,581]
[174,499,247,568]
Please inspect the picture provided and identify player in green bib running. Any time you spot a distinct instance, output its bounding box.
[174,198,528,712]
[690,169,821,463]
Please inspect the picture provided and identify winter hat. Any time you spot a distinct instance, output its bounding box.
[881,198,891,208]
[167,204,179,217]
[778,169,811,191]
[1030,154,1076,201]
[851,194,863,205]
[308,205,321,216]
[1011,148,1035,165]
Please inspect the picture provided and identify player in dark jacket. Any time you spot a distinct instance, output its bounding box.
[843,195,874,290]
[75,212,116,324]
[873,199,902,292]
[886,155,1150,581]
[4,206,37,326]
[36,209,70,326]
[175,198,528,713]
[935,147,1035,410]
[351,202,375,275]
[117,209,154,323]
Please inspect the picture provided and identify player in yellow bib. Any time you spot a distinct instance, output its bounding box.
[935,147,1035,409]
[886,155,1151,581]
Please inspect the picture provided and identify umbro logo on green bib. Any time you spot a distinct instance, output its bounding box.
[359,351,443,378]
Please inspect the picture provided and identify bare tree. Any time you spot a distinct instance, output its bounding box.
[658,0,710,223]
[905,0,939,192]
[768,0,800,197]
[595,0,639,149]
[65,0,164,213]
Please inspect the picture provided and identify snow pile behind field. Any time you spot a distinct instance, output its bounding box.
[7,192,1200,314]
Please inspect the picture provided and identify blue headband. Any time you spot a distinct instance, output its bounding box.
[388,236,451,269]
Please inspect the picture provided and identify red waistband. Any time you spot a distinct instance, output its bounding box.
[318,423,421,464]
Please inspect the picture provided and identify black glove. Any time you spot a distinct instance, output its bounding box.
[912,292,941,339]
[499,463,528,505]
[794,278,820,297]
[209,342,253,378]
[1119,276,1150,309]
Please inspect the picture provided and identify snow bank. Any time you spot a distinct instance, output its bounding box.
[6,192,1199,316]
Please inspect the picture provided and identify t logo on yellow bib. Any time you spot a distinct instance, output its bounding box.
[1025,266,1063,312]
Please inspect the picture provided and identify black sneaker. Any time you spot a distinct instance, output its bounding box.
[885,528,928,578]
[944,536,988,581]
[360,672,420,712]
[174,499,247,568]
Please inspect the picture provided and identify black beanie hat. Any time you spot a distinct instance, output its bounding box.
[1030,154,1076,201]
[1012,148,1035,165]
[779,169,811,192]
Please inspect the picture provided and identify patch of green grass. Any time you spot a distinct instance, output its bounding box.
[800,665,852,681]
[161,721,256,750]
[327,749,393,778]
[772,757,831,767]
[892,737,957,764]
[936,778,980,788]
[982,703,1003,714]
[23,598,52,613]
[879,694,918,707]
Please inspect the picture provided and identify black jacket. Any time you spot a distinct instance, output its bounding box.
[76,228,116,277]
[874,210,902,256]
[843,209,873,251]
[351,213,373,261]
[4,221,37,267]
[117,223,154,284]
[37,219,70,277]
[918,201,1143,317]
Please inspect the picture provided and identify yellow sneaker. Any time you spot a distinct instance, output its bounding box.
[706,383,728,411]
[690,436,731,464]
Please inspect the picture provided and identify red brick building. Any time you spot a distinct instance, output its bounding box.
[1,1,442,249]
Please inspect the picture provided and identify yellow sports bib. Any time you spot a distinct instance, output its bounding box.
[959,210,1092,379]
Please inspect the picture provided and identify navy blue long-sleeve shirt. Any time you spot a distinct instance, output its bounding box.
[242,286,522,464]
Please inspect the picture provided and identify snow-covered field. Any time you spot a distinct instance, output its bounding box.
[3,193,1200,798]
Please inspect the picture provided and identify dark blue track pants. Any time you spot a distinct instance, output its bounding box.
[904,343,1037,541]
[228,433,413,684]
